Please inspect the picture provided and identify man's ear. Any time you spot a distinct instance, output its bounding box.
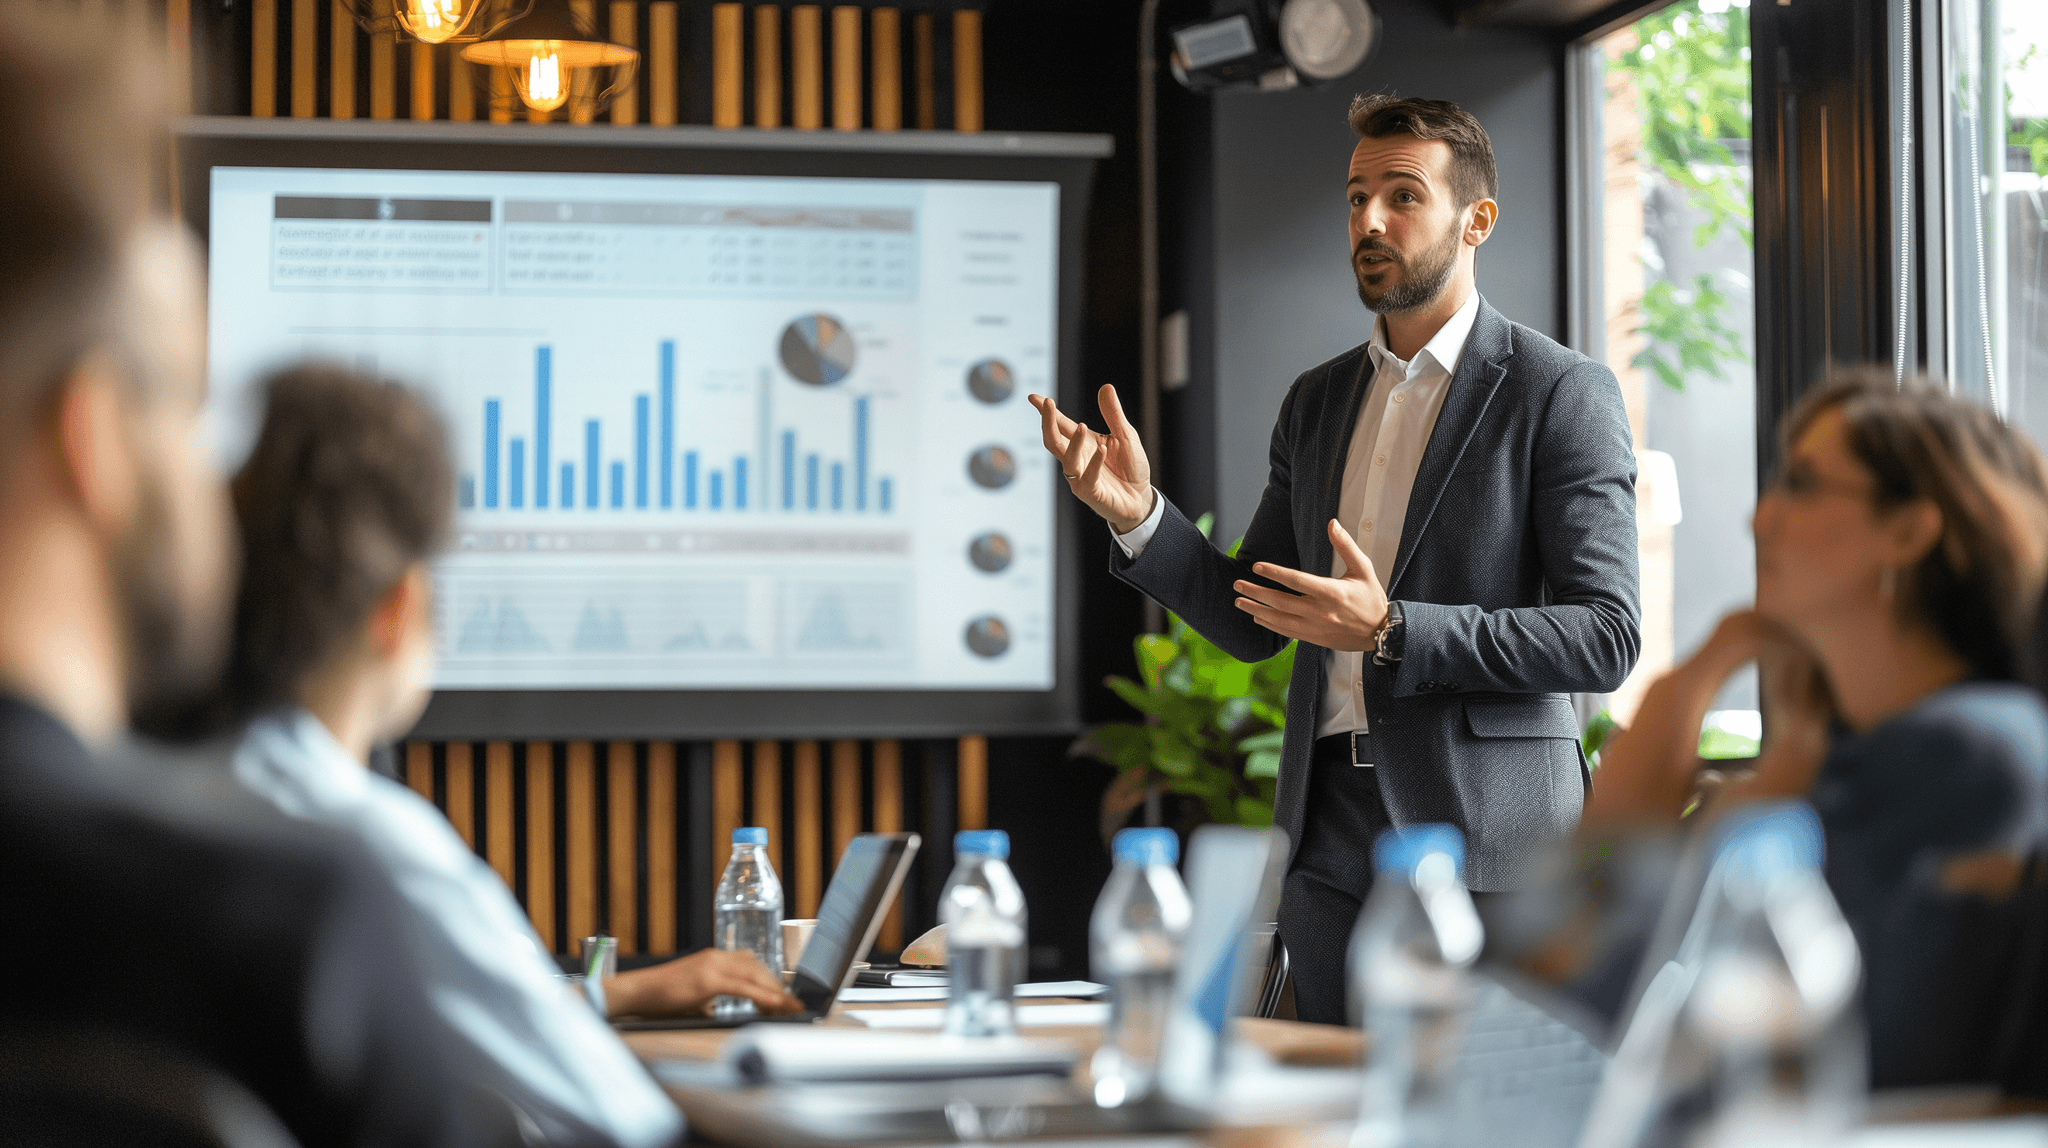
[368,566,427,658]
[1464,198,1499,248]
[51,365,142,540]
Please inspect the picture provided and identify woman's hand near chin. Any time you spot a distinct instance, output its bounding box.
[1582,609,1829,830]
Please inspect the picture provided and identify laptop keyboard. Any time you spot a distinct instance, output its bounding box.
[1443,979,1609,1147]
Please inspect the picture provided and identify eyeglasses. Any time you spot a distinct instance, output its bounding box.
[1764,460,1873,503]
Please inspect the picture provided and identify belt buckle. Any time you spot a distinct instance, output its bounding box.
[1352,731,1373,768]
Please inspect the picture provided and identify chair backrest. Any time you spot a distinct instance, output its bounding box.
[1245,923,1291,1019]
[0,1027,300,1148]
[1994,849,2048,1099]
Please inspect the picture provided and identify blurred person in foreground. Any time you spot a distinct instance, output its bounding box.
[0,6,505,1144]
[202,363,797,1145]
[1492,371,2048,1090]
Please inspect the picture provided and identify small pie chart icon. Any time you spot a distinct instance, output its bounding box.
[968,532,1013,573]
[967,359,1015,404]
[967,445,1016,490]
[779,313,857,386]
[965,615,1011,658]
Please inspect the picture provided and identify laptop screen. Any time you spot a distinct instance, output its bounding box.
[791,833,920,1012]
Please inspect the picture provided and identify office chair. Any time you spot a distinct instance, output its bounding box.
[1247,923,1292,1020]
[0,1026,300,1148]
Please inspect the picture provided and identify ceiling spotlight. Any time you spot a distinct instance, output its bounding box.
[1169,0,1380,93]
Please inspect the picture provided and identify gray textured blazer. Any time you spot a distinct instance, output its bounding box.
[1110,298,1640,890]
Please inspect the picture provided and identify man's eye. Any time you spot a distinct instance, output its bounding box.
[1396,192,1415,203]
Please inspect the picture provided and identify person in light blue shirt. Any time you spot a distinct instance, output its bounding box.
[209,364,798,1148]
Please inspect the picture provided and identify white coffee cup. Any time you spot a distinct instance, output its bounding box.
[781,918,818,972]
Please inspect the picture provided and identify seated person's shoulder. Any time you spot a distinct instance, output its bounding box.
[1846,681,2048,848]
[1885,681,2048,774]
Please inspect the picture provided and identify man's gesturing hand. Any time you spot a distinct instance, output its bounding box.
[1232,519,1391,651]
[1028,385,1154,534]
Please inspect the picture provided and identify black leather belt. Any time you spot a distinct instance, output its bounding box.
[1312,731,1375,768]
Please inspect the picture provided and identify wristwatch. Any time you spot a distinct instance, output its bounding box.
[1372,601,1405,666]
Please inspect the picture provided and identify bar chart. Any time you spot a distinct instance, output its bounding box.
[455,339,898,518]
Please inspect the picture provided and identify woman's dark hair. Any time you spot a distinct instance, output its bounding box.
[224,363,454,720]
[1783,368,2048,682]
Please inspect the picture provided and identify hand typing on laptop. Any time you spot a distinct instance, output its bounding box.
[605,950,801,1019]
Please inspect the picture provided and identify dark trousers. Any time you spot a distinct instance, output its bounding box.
[1276,734,1393,1026]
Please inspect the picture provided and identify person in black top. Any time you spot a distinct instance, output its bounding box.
[1496,370,2048,1090]
[0,8,520,1145]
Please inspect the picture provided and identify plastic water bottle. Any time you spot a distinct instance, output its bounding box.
[1576,803,1863,1148]
[713,827,783,1019]
[1089,827,1193,1108]
[1350,824,1485,1148]
[942,829,1028,1037]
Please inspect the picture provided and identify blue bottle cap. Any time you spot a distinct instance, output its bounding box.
[1372,824,1466,879]
[1710,801,1823,881]
[732,827,768,845]
[1112,827,1179,867]
[955,829,1010,859]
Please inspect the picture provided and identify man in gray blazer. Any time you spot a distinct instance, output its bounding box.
[1031,95,1639,1023]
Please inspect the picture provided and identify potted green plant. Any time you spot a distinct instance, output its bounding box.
[1069,515,1295,842]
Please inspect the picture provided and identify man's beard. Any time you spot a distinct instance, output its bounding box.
[117,466,232,736]
[1354,220,1461,314]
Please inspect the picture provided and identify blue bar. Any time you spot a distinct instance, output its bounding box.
[483,399,501,509]
[509,438,525,508]
[830,461,844,510]
[709,470,723,509]
[659,341,675,508]
[781,430,796,510]
[584,420,599,509]
[458,474,475,509]
[684,451,699,509]
[880,477,892,512]
[854,395,869,510]
[560,463,573,508]
[805,454,819,510]
[535,347,551,508]
[734,457,749,509]
[610,461,624,509]
[634,394,649,509]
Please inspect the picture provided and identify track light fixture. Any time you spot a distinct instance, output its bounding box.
[1169,0,1380,92]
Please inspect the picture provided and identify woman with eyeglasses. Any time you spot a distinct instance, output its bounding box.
[1504,370,2048,1090]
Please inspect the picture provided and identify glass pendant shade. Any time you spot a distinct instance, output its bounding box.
[397,0,481,45]
[459,0,638,115]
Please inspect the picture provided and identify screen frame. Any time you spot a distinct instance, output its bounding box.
[174,116,1105,741]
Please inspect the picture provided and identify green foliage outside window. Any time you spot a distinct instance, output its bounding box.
[1612,0,1753,393]
[2010,44,2048,178]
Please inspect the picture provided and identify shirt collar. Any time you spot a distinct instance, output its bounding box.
[240,705,374,807]
[1368,289,1483,381]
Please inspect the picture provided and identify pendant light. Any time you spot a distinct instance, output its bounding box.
[459,0,639,117]
[334,0,489,44]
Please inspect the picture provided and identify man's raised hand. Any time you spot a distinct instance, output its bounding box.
[1028,385,1154,534]
[1230,519,1391,651]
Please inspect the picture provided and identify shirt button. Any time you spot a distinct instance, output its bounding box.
[1393,392,1407,404]
[1375,454,1387,468]
[1362,519,1375,533]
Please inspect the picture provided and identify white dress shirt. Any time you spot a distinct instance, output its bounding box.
[232,709,683,1148]
[1116,290,1482,741]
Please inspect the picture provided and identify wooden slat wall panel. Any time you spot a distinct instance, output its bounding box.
[411,40,434,121]
[711,2,743,128]
[490,61,513,124]
[291,0,316,117]
[872,739,904,948]
[449,54,473,122]
[609,1,638,125]
[251,0,277,117]
[792,741,822,916]
[647,742,678,953]
[485,741,515,887]
[831,5,861,132]
[568,0,598,125]
[790,5,823,130]
[406,741,434,801]
[912,11,936,130]
[952,9,982,132]
[330,0,355,119]
[753,3,781,128]
[566,742,598,944]
[649,2,678,125]
[369,32,396,120]
[957,734,987,832]
[712,740,744,882]
[607,741,638,952]
[750,740,782,859]
[871,7,901,132]
[445,741,475,847]
[525,741,556,950]
[830,740,861,871]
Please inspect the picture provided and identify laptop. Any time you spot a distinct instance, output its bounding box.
[613,831,920,1031]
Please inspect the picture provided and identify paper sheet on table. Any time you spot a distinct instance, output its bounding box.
[838,980,1107,1004]
[717,1024,1076,1082]
[847,1002,1112,1029]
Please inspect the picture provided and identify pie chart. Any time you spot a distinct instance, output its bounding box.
[779,313,857,386]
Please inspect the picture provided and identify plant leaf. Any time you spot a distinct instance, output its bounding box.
[1245,749,1282,779]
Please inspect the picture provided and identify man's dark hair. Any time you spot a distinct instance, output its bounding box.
[1347,94,1499,208]
[225,364,455,719]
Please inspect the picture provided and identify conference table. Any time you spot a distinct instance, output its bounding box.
[623,995,1364,1147]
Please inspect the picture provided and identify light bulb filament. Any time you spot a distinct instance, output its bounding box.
[529,50,562,104]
